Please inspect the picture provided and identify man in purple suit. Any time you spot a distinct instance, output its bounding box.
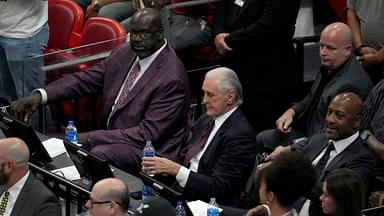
[11,8,191,174]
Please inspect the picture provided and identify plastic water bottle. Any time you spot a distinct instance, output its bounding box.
[65,120,78,143]
[207,198,219,216]
[143,140,155,157]
[143,140,155,176]
[175,201,186,216]
[142,185,150,200]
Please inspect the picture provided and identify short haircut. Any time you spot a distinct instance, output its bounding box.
[101,182,130,211]
[262,153,317,206]
[206,67,243,105]
[325,169,364,216]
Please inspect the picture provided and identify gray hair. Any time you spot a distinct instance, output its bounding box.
[206,67,243,106]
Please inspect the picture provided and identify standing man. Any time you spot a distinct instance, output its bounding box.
[347,0,384,83]
[212,0,301,132]
[0,0,49,101]
[11,8,191,174]
[85,178,130,216]
[0,138,61,216]
[142,67,256,206]
[257,22,373,158]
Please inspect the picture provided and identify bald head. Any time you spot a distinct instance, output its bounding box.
[322,22,352,45]
[90,178,130,212]
[130,8,162,30]
[0,138,29,162]
[332,92,363,116]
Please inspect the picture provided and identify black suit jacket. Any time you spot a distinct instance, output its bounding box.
[292,57,373,139]
[301,133,375,216]
[181,108,256,206]
[0,173,61,216]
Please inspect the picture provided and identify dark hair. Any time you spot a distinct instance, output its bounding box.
[262,152,317,206]
[325,169,364,216]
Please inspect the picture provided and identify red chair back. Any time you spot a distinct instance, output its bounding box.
[47,0,84,51]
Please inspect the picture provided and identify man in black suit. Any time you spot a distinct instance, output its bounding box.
[212,0,301,132]
[142,67,257,206]
[0,138,61,216]
[258,22,373,159]
[297,92,374,216]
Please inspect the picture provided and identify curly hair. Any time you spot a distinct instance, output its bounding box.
[262,152,317,206]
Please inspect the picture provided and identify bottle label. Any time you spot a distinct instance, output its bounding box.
[66,131,78,142]
[143,150,155,157]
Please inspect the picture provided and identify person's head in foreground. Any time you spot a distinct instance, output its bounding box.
[133,196,176,216]
[320,168,364,216]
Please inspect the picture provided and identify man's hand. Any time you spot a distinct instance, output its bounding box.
[360,46,377,56]
[359,53,382,66]
[86,4,98,18]
[276,108,295,133]
[10,93,42,122]
[214,33,233,55]
[246,205,269,216]
[77,132,90,147]
[142,156,181,176]
[265,145,290,161]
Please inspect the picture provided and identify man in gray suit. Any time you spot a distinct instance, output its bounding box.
[257,22,373,160]
[0,138,61,216]
[11,8,190,174]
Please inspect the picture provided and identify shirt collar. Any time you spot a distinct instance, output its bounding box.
[329,131,359,154]
[213,106,238,129]
[8,171,30,201]
[136,39,167,69]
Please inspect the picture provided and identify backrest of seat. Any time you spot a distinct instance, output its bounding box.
[47,0,84,50]
[79,17,127,52]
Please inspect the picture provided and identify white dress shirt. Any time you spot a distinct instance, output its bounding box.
[299,131,359,216]
[0,171,30,215]
[176,106,238,187]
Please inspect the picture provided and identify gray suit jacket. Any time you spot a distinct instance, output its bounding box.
[0,173,61,216]
[292,57,373,137]
[45,43,190,169]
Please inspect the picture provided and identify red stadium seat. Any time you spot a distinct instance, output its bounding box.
[47,0,84,51]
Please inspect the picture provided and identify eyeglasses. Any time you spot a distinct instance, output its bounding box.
[130,28,162,39]
[87,199,121,208]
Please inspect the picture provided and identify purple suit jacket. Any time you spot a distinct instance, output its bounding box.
[45,43,190,170]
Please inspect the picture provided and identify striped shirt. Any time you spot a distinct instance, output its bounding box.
[362,80,384,142]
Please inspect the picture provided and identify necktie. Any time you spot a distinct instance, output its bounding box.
[115,61,141,108]
[0,191,9,216]
[183,120,215,166]
[315,141,335,173]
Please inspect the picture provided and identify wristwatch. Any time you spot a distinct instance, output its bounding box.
[94,0,101,12]
[360,130,371,141]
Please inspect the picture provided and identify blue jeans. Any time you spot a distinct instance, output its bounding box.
[0,22,49,101]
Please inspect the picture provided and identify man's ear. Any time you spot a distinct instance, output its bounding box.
[227,91,236,105]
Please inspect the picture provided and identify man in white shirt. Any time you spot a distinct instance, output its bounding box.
[142,67,257,206]
[0,137,61,216]
[296,93,374,216]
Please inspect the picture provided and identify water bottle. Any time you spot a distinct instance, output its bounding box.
[65,120,78,143]
[142,185,150,200]
[207,198,219,216]
[175,201,187,216]
[143,140,155,176]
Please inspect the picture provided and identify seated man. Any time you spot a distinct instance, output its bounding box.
[257,22,373,159]
[360,79,384,204]
[11,8,191,174]
[85,178,130,216]
[296,93,374,216]
[0,138,61,216]
[142,67,257,206]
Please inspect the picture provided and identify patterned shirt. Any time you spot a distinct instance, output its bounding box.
[362,80,384,142]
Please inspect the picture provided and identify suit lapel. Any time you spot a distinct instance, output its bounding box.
[110,46,169,118]
[11,174,33,216]
[229,0,250,27]
[307,135,328,161]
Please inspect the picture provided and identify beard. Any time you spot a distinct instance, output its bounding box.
[0,168,9,185]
